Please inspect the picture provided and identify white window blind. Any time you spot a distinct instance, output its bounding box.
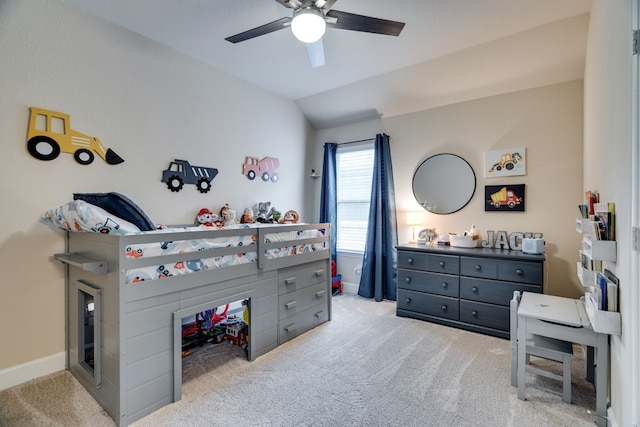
[336,145,374,253]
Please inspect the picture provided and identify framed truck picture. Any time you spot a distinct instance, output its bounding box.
[485,184,525,212]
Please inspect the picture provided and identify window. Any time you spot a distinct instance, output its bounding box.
[336,144,374,253]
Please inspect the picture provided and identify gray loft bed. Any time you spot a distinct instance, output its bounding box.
[55,222,331,426]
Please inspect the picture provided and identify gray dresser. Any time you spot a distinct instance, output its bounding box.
[396,244,545,339]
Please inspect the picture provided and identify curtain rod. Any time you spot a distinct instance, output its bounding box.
[325,137,375,147]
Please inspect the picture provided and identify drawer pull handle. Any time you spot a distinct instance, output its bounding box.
[515,269,524,276]
[441,305,448,311]
[407,258,414,264]
[285,324,296,333]
[472,310,478,317]
[439,261,445,267]
[314,269,325,277]
[474,265,482,271]
[406,298,412,304]
[314,311,324,318]
[472,287,478,293]
[285,301,297,309]
[285,277,296,285]
[405,277,411,283]
[315,290,325,298]
[441,282,448,289]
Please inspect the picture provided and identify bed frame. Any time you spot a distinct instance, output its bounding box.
[54,223,331,426]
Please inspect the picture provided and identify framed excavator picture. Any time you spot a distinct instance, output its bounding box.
[484,146,526,178]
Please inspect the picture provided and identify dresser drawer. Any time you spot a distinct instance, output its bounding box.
[460,278,542,306]
[460,257,498,279]
[459,300,509,331]
[497,260,543,284]
[398,269,459,297]
[398,251,427,270]
[279,303,328,344]
[398,251,459,275]
[397,289,459,321]
[279,282,328,320]
[278,260,328,295]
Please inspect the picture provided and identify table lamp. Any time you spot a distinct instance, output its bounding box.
[406,211,422,244]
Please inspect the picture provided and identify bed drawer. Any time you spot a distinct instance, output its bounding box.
[279,282,328,320]
[278,260,328,295]
[278,303,329,344]
[397,289,459,321]
[397,269,459,297]
[459,300,509,331]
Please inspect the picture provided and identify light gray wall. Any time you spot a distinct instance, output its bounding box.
[583,1,635,426]
[0,0,312,376]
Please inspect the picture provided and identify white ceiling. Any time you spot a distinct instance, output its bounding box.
[59,0,591,129]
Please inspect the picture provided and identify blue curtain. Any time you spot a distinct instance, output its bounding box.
[319,143,337,262]
[358,134,398,301]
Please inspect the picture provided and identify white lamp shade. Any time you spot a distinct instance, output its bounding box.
[406,211,422,226]
[291,8,326,43]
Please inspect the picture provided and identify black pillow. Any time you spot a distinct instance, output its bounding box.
[73,192,155,231]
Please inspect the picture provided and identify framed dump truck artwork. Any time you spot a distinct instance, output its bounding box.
[484,147,525,178]
[485,184,525,212]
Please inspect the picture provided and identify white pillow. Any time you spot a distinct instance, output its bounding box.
[41,200,141,235]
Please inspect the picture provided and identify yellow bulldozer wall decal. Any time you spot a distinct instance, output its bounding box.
[26,107,124,165]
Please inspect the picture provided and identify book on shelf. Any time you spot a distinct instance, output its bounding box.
[604,269,619,312]
[593,269,620,312]
[593,202,615,241]
[585,190,597,215]
[580,250,601,271]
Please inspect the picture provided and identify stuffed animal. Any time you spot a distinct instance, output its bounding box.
[279,210,300,224]
[255,201,274,223]
[195,208,216,227]
[220,204,238,226]
[240,208,255,224]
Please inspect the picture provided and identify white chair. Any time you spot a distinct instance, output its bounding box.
[510,291,574,403]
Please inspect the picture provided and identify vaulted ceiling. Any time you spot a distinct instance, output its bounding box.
[60,0,591,129]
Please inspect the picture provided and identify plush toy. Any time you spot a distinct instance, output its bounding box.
[220,204,238,226]
[255,201,274,223]
[279,209,300,224]
[240,207,255,224]
[195,208,216,227]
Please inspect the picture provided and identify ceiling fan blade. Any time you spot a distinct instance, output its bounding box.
[317,0,338,10]
[306,39,325,68]
[274,0,303,9]
[326,10,405,36]
[225,17,292,43]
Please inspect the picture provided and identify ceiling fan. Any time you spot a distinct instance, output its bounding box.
[225,0,405,68]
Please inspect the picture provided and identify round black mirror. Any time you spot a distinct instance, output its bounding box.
[412,153,476,214]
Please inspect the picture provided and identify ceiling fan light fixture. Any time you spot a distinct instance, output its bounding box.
[291,7,326,43]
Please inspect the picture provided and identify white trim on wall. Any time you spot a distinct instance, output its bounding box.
[0,352,65,391]
[631,2,640,426]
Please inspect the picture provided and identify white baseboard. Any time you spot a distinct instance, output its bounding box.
[0,352,65,391]
[341,281,359,295]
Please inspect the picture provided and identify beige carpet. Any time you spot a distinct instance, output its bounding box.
[0,294,597,427]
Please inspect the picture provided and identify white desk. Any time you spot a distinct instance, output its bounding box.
[517,292,609,427]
